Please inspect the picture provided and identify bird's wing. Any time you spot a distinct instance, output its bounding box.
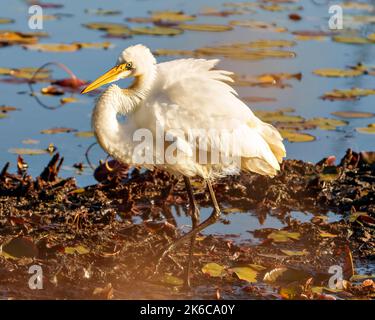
[134,58,285,176]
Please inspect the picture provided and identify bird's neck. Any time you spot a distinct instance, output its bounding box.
[92,65,156,162]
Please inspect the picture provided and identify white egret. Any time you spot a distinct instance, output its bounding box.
[81,44,286,287]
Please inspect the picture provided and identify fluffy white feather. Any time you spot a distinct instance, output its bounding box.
[91,44,286,179]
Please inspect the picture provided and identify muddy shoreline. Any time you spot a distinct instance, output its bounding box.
[0,149,374,299]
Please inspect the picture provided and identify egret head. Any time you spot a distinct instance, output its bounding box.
[81,44,156,94]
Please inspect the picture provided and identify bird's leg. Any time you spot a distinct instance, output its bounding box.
[183,176,200,288]
[155,180,221,280]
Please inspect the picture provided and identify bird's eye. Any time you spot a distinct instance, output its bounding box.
[125,62,133,70]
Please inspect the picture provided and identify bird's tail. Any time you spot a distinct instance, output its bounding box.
[257,121,286,164]
[242,120,286,177]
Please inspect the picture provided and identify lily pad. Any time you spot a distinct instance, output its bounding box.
[83,22,132,38]
[151,11,195,22]
[0,31,39,45]
[74,41,113,49]
[24,43,80,52]
[331,111,374,118]
[41,127,77,134]
[254,110,305,123]
[356,123,375,134]
[178,23,233,32]
[280,130,316,143]
[84,9,122,16]
[131,26,182,36]
[321,88,375,100]
[306,118,348,130]
[332,35,371,45]
[0,18,14,24]
[8,148,48,155]
[74,131,94,138]
[230,20,287,32]
[248,39,296,48]
[313,68,363,77]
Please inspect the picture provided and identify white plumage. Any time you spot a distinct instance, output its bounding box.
[82,44,287,286]
[85,44,286,180]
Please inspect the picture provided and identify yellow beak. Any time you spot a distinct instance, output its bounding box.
[81,65,131,94]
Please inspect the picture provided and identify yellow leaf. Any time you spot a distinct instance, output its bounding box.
[231,267,258,283]
[356,123,375,134]
[23,43,80,52]
[60,97,78,104]
[151,11,195,22]
[64,245,90,254]
[313,68,363,77]
[267,230,301,242]
[179,24,233,32]
[202,263,226,277]
[279,130,315,143]
[280,249,308,256]
[319,232,337,238]
[161,274,184,286]
[131,26,182,36]
[332,35,370,44]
